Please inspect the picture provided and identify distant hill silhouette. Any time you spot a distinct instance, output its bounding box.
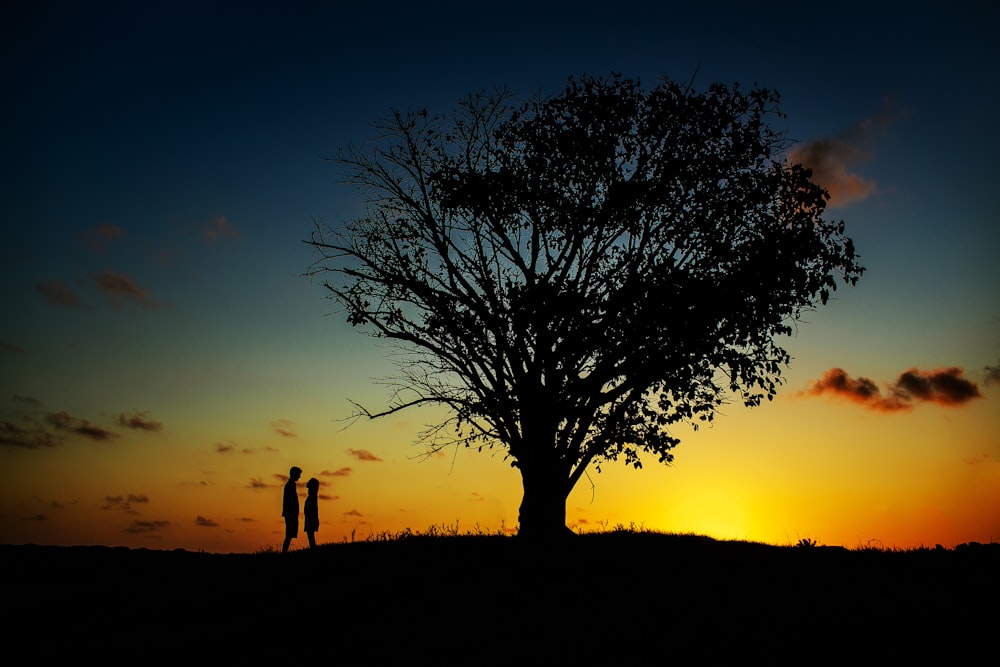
[2,532,995,662]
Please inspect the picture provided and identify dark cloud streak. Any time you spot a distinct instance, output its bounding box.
[36,280,79,307]
[202,215,239,242]
[984,361,1000,386]
[0,421,61,448]
[123,520,170,534]
[84,223,126,251]
[103,494,150,512]
[804,366,982,412]
[117,411,163,432]
[91,271,169,309]
[46,411,119,441]
[346,448,382,462]
[271,419,296,437]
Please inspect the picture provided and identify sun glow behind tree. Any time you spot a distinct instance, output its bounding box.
[307,74,863,539]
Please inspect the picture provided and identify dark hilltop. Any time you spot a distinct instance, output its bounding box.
[2,531,996,663]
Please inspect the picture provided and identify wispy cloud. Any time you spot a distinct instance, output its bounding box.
[36,280,79,307]
[195,515,219,527]
[84,223,126,252]
[102,494,150,513]
[46,411,119,441]
[248,478,269,489]
[984,360,1000,386]
[346,448,382,462]
[2,342,27,354]
[216,441,236,454]
[123,520,170,534]
[802,366,982,412]
[271,419,296,437]
[91,271,169,309]
[202,215,239,242]
[320,467,352,478]
[343,509,363,517]
[0,421,61,448]
[787,97,898,208]
[6,406,165,447]
[116,411,163,432]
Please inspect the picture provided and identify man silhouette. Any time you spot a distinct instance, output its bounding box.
[282,466,302,553]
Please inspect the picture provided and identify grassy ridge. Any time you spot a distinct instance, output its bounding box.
[2,531,996,662]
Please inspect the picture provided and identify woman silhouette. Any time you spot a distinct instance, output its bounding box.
[304,477,320,548]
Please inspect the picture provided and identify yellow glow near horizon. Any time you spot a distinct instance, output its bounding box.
[2,385,997,553]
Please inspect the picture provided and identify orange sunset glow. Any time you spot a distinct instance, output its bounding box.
[2,3,998,554]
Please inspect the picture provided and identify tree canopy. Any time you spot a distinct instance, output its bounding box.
[307,73,864,539]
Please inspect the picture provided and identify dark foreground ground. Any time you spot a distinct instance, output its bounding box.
[2,533,996,663]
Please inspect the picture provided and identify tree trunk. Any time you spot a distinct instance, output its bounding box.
[516,463,576,541]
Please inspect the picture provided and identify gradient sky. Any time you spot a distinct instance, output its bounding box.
[2,1,998,553]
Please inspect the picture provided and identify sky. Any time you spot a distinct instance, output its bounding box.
[2,1,998,553]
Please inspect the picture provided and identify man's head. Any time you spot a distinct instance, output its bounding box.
[289,466,303,481]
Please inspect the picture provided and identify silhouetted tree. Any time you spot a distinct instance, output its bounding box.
[307,73,864,539]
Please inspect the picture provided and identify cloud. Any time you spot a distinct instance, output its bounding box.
[963,453,996,466]
[85,223,126,252]
[346,448,383,462]
[36,280,79,307]
[271,419,296,437]
[803,367,982,412]
[195,515,219,527]
[101,493,149,512]
[46,411,119,441]
[2,342,27,354]
[320,467,352,478]
[202,215,239,242]
[11,394,41,406]
[91,271,169,309]
[248,478,269,489]
[116,411,163,432]
[123,520,170,534]
[343,509,363,517]
[0,421,61,449]
[787,97,898,208]
[894,368,981,406]
[103,494,150,513]
[985,361,1000,386]
[215,441,236,454]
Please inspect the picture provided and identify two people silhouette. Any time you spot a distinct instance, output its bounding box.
[282,466,320,552]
